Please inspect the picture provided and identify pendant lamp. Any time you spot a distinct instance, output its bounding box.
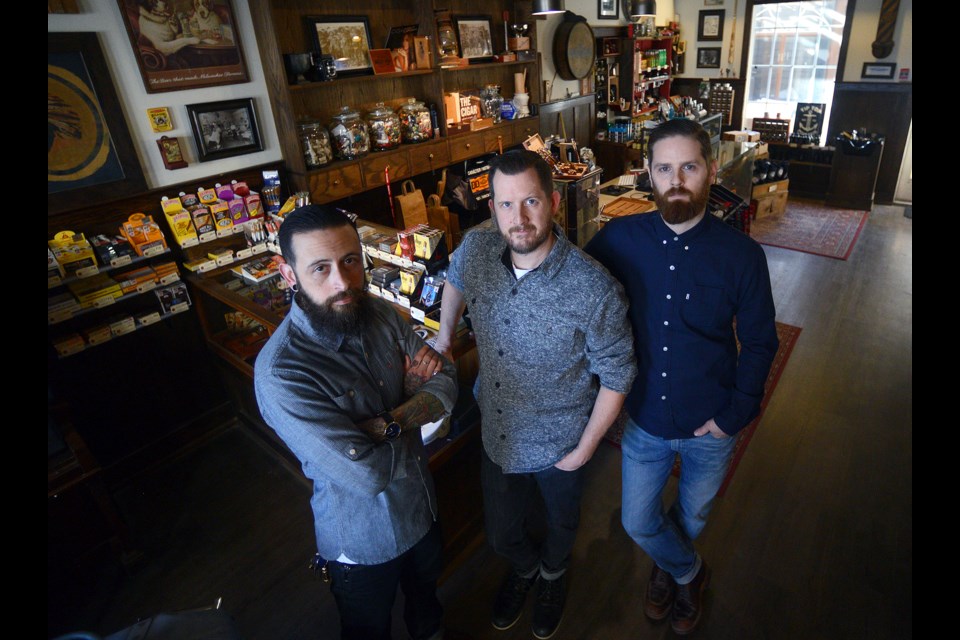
[628,0,656,20]
[532,0,565,16]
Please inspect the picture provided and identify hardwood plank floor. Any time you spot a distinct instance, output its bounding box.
[47,202,912,640]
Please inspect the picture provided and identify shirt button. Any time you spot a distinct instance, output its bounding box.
[684,245,689,250]
[662,372,667,377]
[498,349,503,356]
[663,346,668,351]
[504,318,510,325]
[664,320,669,326]
[512,289,517,295]
[379,380,384,386]
[661,395,666,400]
[666,294,672,300]
[495,382,501,388]
[471,298,476,304]
[497,409,502,414]
[669,265,675,270]
[662,240,667,245]
[349,448,357,456]
[500,434,506,440]
[348,390,355,397]
[674,236,679,241]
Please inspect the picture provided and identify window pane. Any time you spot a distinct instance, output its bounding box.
[773,33,798,65]
[750,66,771,101]
[795,34,818,67]
[790,67,815,102]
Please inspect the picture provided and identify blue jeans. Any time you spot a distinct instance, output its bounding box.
[620,418,737,584]
[481,448,586,578]
[328,523,443,640]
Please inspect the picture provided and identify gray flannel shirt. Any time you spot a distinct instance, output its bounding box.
[447,223,636,473]
[254,296,458,565]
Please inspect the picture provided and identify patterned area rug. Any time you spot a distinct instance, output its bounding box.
[604,322,802,497]
[750,198,868,260]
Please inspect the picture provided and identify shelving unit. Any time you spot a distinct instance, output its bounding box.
[247,1,542,211]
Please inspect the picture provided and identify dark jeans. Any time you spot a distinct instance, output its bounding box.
[328,523,443,640]
[481,448,586,577]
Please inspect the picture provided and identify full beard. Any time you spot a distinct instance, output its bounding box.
[653,183,712,225]
[296,287,369,334]
[504,223,552,255]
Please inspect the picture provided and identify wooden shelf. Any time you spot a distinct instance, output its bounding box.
[287,68,434,91]
[53,307,191,358]
[441,59,536,72]
[48,275,183,326]
[48,248,172,290]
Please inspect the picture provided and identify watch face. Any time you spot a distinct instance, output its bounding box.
[384,421,402,440]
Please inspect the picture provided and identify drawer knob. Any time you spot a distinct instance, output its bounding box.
[465,143,471,149]
[333,179,340,186]
[428,153,434,160]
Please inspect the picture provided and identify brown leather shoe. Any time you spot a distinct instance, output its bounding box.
[644,564,677,621]
[671,562,710,635]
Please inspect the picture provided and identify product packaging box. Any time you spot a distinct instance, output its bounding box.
[119,214,168,256]
[161,196,199,248]
[49,231,97,277]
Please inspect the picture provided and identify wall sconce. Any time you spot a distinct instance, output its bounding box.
[532,0,565,16]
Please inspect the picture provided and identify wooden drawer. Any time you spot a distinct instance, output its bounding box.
[752,190,788,219]
[307,163,363,204]
[512,116,541,147]
[361,149,411,188]
[409,140,451,176]
[448,131,485,163]
[483,127,510,154]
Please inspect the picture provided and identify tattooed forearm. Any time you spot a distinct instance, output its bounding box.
[394,391,446,432]
[403,370,430,397]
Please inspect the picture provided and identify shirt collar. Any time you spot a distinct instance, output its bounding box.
[653,210,712,243]
[288,293,347,351]
[498,223,570,279]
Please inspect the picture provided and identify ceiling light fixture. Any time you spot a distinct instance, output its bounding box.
[628,0,657,20]
[532,0,565,16]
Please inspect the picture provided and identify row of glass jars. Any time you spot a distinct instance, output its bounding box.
[298,99,435,169]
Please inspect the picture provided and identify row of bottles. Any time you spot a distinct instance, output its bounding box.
[298,99,438,168]
[752,159,789,185]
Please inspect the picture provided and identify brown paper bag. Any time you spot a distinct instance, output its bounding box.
[394,180,428,229]
[426,194,460,252]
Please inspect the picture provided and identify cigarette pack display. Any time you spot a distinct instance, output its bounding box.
[211,202,234,237]
[161,197,200,248]
[154,281,191,314]
[90,234,137,266]
[49,231,97,277]
[190,207,216,239]
[48,248,64,283]
[68,273,123,303]
[119,213,168,256]
[197,187,219,205]
[234,256,283,283]
[243,193,263,219]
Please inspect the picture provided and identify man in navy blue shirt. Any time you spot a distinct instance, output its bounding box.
[586,119,778,635]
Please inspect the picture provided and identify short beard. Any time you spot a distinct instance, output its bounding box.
[503,223,552,255]
[653,183,712,225]
[296,287,369,334]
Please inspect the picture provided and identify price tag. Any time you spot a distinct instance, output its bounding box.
[111,320,136,336]
[409,306,426,321]
[75,265,100,278]
[235,247,253,260]
[197,259,218,273]
[367,284,382,297]
[180,237,200,248]
[198,232,217,243]
[93,296,116,308]
[136,280,158,294]
[215,228,233,238]
[381,289,396,303]
[57,342,85,358]
[252,243,268,255]
[143,245,165,257]
[158,272,180,285]
[396,295,411,309]
[170,302,190,314]
[48,275,62,288]
[49,309,75,325]
[136,312,161,327]
[87,330,113,345]
[215,254,235,266]
[110,255,133,268]
[233,225,246,234]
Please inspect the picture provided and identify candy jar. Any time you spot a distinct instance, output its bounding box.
[297,120,333,169]
[480,84,504,123]
[397,98,434,144]
[366,102,402,151]
[328,106,370,160]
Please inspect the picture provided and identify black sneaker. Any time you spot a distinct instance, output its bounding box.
[491,569,538,631]
[531,574,565,640]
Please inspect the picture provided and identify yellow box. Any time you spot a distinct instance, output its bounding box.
[161,197,199,247]
[48,231,97,276]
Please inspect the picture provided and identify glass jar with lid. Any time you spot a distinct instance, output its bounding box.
[397,98,434,144]
[297,120,333,169]
[480,84,504,123]
[366,102,402,152]
[328,105,370,160]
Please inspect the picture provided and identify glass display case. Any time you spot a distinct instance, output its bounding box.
[553,168,604,247]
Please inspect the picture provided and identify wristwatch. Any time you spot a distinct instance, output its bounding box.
[378,411,402,441]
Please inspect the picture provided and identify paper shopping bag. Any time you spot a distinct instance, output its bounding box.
[394,180,428,229]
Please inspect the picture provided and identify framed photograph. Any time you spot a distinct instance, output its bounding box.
[385,24,419,49]
[116,0,249,93]
[698,9,725,41]
[861,62,896,79]
[305,15,373,77]
[155,135,188,170]
[696,47,722,69]
[598,0,619,20]
[453,15,495,64]
[186,98,263,162]
[48,32,147,216]
[413,36,432,69]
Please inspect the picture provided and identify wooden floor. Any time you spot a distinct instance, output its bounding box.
[48,202,912,640]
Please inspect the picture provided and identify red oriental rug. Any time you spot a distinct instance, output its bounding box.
[604,321,802,497]
[749,199,868,260]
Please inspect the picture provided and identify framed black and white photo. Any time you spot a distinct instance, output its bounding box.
[598,0,619,20]
[453,15,495,64]
[305,15,374,76]
[696,47,721,69]
[698,10,725,41]
[186,98,263,162]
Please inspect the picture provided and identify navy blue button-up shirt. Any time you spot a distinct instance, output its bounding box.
[586,211,778,439]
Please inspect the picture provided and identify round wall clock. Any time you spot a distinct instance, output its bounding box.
[553,16,596,81]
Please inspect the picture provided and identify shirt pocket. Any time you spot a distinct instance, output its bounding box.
[330,375,372,414]
[679,284,727,328]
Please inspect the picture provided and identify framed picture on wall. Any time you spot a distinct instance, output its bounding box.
[305,15,374,76]
[116,0,250,93]
[48,32,147,215]
[453,15,495,64]
[696,47,722,69]
[698,10,725,41]
[186,98,263,162]
[598,0,619,20]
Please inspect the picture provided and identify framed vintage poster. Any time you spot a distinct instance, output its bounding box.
[186,98,263,162]
[306,15,374,77]
[698,9,725,42]
[48,32,147,215]
[453,15,495,64]
[598,0,619,20]
[116,0,250,93]
[696,47,722,69]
